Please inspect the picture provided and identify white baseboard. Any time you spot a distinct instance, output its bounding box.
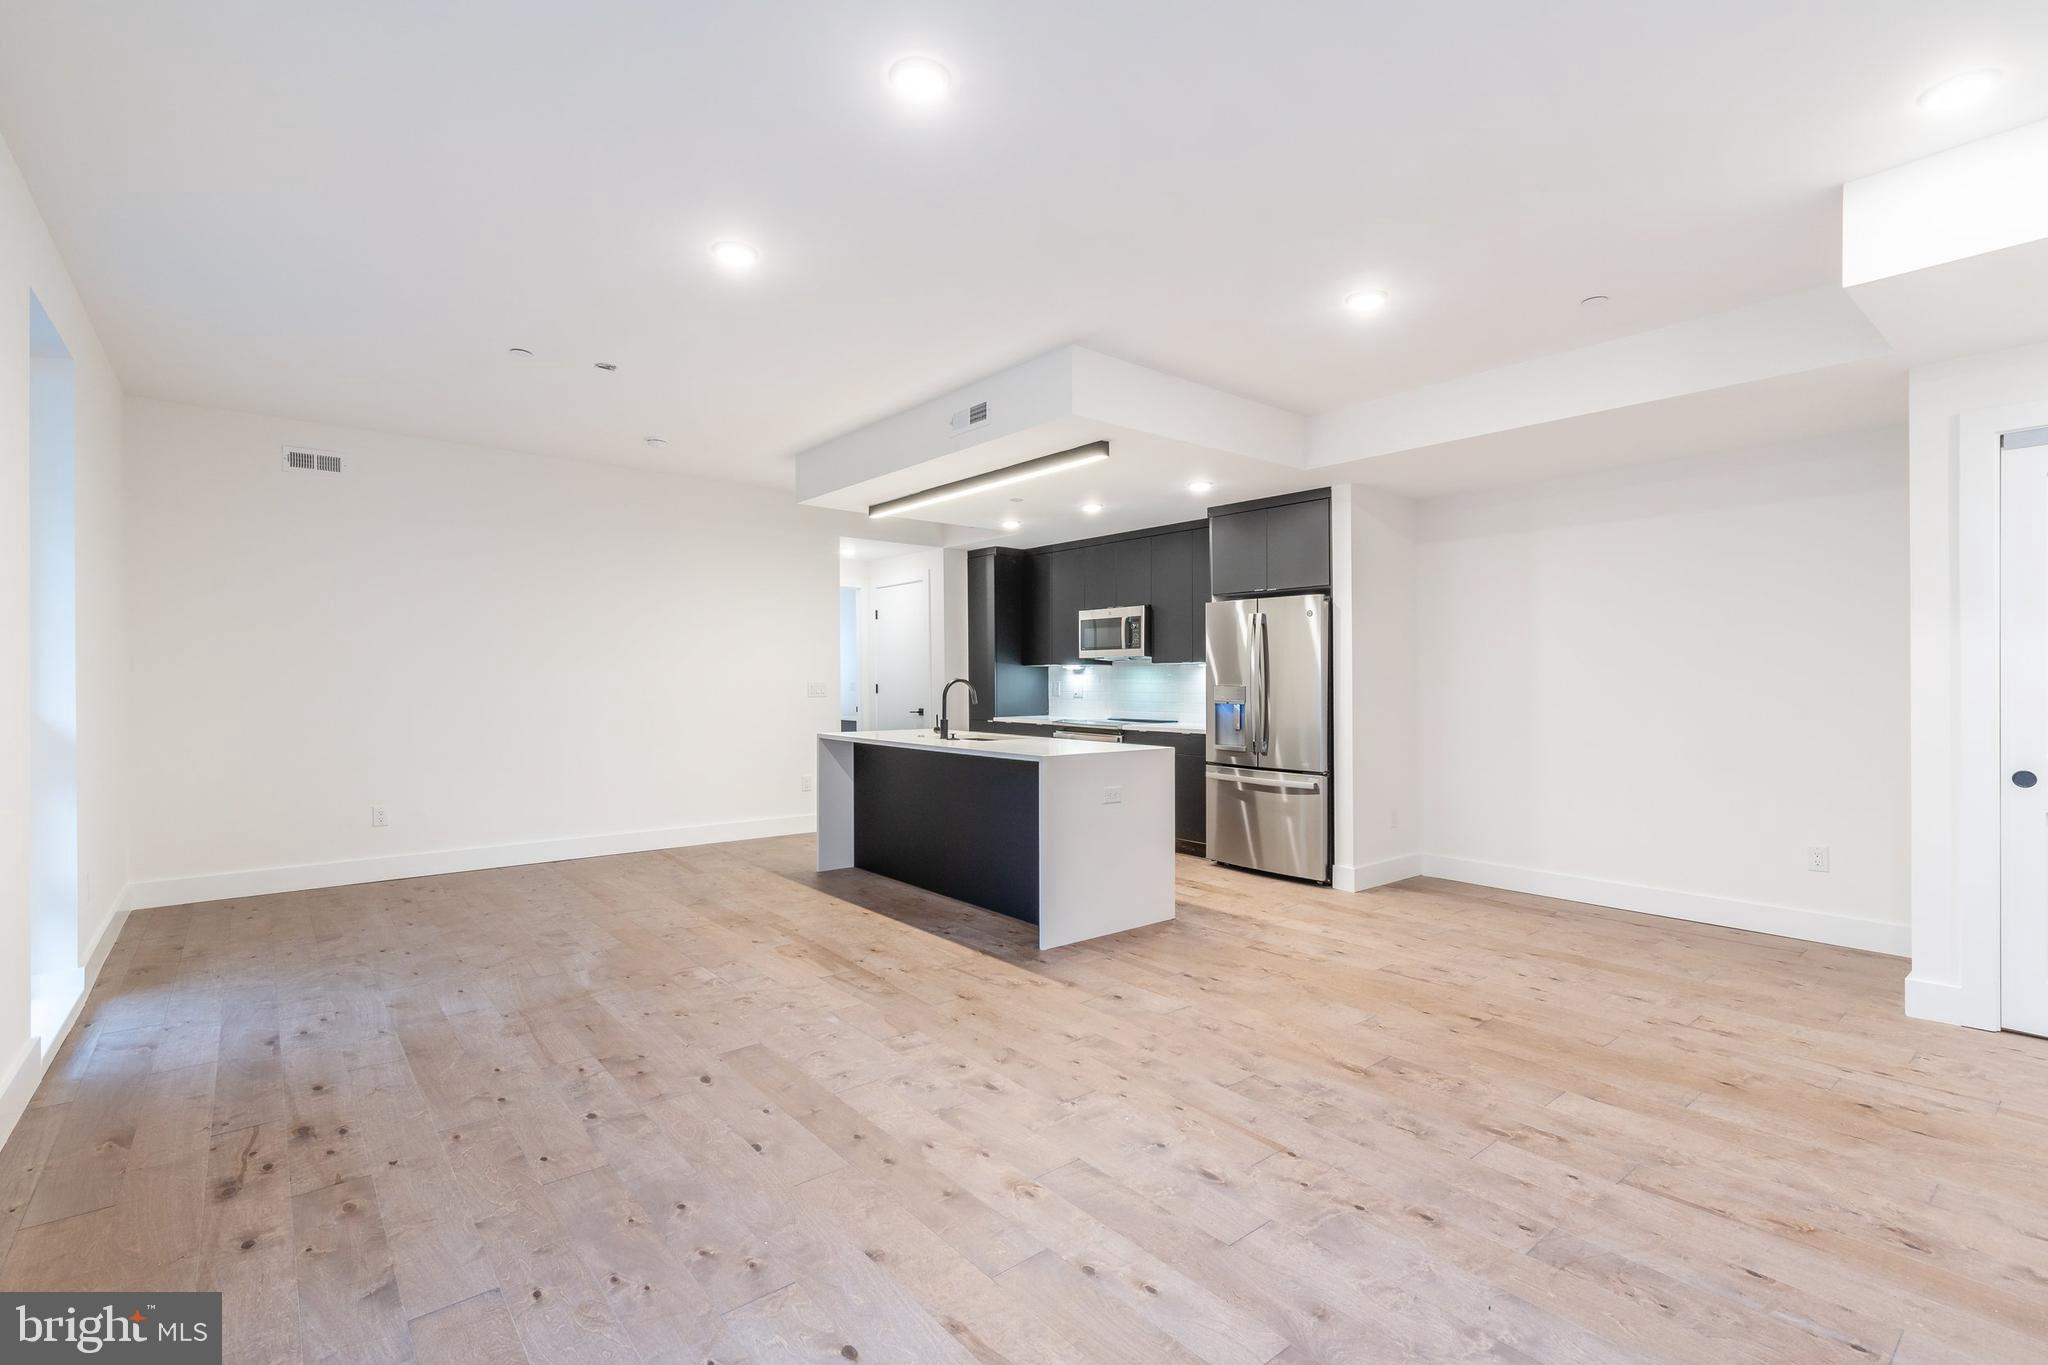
[125,814,817,911]
[0,1037,39,1160]
[1333,852,1424,893]
[1417,854,1910,956]
[1904,972,1999,1029]
[0,891,131,1154]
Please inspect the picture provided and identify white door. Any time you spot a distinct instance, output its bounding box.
[872,577,931,731]
[2001,431,2048,1036]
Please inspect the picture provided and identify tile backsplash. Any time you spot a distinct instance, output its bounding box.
[1042,662,1205,726]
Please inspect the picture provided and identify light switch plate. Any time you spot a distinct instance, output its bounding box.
[806,682,827,698]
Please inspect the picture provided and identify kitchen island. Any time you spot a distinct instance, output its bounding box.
[816,729,1175,948]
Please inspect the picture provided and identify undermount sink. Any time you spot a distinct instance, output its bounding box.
[936,733,1004,742]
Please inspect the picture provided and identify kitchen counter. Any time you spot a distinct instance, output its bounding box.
[816,730,1175,949]
[989,714,1204,735]
[825,728,1173,758]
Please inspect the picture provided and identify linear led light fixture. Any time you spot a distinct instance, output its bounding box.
[867,441,1109,519]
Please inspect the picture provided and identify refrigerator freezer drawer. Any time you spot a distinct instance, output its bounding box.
[1205,765,1328,882]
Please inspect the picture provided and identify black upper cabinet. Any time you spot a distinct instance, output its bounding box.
[1209,509,1268,596]
[1209,493,1330,597]
[1044,547,1084,662]
[1026,551,1056,666]
[1080,542,1120,610]
[1146,531,1192,663]
[1009,521,1211,666]
[1264,498,1331,594]
[1115,539,1151,607]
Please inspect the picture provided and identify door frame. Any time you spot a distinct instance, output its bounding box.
[1949,398,2048,1030]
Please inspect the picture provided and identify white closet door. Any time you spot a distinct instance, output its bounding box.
[2001,431,2048,1036]
[872,577,931,731]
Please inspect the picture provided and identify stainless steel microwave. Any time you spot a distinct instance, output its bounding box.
[1078,605,1149,660]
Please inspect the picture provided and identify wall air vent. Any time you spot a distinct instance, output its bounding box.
[950,400,989,434]
[282,446,343,473]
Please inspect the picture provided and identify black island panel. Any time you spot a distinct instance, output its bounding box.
[853,745,1041,924]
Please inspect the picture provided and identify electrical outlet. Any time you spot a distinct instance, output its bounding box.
[806,682,827,698]
[800,774,813,792]
[370,805,388,828]
[1807,845,1830,872]
[1103,785,1123,805]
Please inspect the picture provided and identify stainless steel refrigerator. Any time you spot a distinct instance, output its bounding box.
[1205,593,1331,882]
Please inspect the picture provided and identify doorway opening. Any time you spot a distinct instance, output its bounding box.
[29,292,80,1054]
[839,537,944,735]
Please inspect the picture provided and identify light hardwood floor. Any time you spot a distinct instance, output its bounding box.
[3,837,2046,1364]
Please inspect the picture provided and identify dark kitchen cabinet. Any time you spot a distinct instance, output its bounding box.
[1014,520,1210,664]
[967,549,1046,724]
[1115,539,1151,607]
[1028,547,1083,664]
[1265,498,1331,595]
[1161,732,1207,854]
[1080,542,1120,610]
[1146,530,1192,663]
[1145,527,1210,664]
[1209,509,1268,596]
[1209,491,1330,597]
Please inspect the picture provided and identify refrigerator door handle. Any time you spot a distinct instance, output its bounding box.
[1246,608,1262,759]
[1245,609,1261,757]
[1206,769,1321,793]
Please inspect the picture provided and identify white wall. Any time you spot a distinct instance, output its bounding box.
[124,397,848,904]
[0,132,128,1133]
[1331,485,1422,889]
[1414,431,1909,953]
[1905,340,2048,1025]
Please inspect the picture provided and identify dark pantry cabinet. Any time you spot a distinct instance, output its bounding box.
[967,548,1049,724]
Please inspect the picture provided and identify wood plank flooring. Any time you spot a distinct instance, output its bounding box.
[4,836,2047,1363]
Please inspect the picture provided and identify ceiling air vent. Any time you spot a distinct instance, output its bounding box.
[949,400,989,434]
[282,446,343,473]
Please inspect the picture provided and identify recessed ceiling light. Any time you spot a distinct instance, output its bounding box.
[507,347,533,357]
[709,239,761,271]
[1000,518,1021,531]
[1918,68,2002,115]
[1187,480,1214,495]
[645,437,668,448]
[1579,294,1610,307]
[1081,501,1103,515]
[1343,289,1389,316]
[888,55,951,103]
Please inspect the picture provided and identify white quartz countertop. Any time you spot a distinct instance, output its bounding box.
[821,729,1171,760]
[988,714,1203,735]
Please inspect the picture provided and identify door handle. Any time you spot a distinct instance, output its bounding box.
[1245,609,1261,757]
[1207,769,1321,793]
[2016,770,2038,788]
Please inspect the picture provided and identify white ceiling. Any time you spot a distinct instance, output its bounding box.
[3,3,2046,487]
